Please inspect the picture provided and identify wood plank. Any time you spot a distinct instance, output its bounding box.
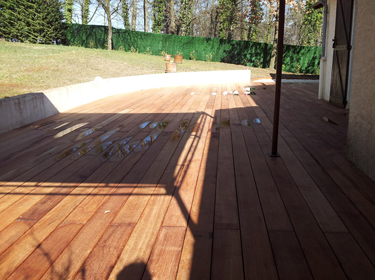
[142,226,186,280]
[325,232,375,280]
[211,229,244,280]
[0,87,191,278]
[268,231,313,280]
[176,102,218,280]
[211,84,243,280]
[246,83,375,271]
[8,223,83,280]
[230,92,279,279]
[73,224,134,280]
[40,86,205,279]
[214,84,239,229]
[107,85,210,280]
[240,87,350,277]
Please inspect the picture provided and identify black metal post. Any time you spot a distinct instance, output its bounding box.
[270,0,285,157]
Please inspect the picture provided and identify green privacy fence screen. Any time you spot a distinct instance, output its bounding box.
[66,23,321,74]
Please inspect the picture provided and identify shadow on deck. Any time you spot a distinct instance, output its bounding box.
[0,83,375,280]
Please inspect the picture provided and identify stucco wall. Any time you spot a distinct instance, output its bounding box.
[347,0,375,181]
[318,0,337,101]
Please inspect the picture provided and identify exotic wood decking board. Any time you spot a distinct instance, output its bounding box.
[40,88,200,279]
[0,86,192,278]
[1,82,375,280]
[245,82,371,275]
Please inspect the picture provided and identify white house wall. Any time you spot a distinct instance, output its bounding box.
[347,0,375,181]
[318,0,337,101]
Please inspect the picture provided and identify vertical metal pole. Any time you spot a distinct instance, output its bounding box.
[270,0,285,157]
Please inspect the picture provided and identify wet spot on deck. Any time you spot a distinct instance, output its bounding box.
[253,118,261,124]
[93,128,120,145]
[241,119,252,127]
[72,139,118,159]
[53,123,89,138]
[149,121,169,130]
[123,141,139,155]
[135,132,162,152]
[75,126,102,141]
[103,137,133,160]
[221,119,230,127]
[139,121,151,129]
[69,129,120,159]
[57,139,92,160]
[171,120,190,141]
[53,122,70,130]
[95,139,117,154]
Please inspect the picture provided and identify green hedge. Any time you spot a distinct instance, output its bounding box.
[66,23,321,74]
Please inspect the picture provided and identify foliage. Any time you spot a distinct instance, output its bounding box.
[145,47,152,55]
[121,0,131,29]
[217,0,237,40]
[65,0,74,24]
[248,0,263,41]
[66,23,321,74]
[179,0,194,36]
[301,0,323,46]
[152,0,164,33]
[159,50,168,56]
[82,0,91,25]
[205,53,213,62]
[0,0,66,44]
[190,50,197,60]
[0,0,32,42]
[130,45,138,53]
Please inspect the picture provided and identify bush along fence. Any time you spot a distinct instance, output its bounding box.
[66,23,321,74]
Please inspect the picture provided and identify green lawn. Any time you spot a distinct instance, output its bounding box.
[0,40,277,99]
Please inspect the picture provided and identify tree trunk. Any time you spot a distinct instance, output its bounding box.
[132,0,137,30]
[170,0,175,34]
[269,3,279,70]
[107,6,112,50]
[144,0,148,31]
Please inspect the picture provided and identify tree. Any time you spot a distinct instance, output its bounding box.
[65,0,74,24]
[248,0,263,41]
[152,0,164,33]
[217,0,237,40]
[163,0,175,34]
[122,0,131,29]
[179,0,194,36]
[34,0,66,43]
[265,0,302,69]
[131,0,137,30]
[144,0,148,32]
[0,0,65,43]
[97,0,121,50]
[300,0,323,46]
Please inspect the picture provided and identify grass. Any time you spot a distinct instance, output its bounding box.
[0,40,278,99]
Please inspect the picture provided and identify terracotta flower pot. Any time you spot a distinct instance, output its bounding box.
[165,62,176,73]
[164,54,171,61]
[174,54,183,64]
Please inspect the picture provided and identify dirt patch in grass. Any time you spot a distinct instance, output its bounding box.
[1,41,280,99]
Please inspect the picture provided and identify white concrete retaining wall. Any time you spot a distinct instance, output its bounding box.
[0,70,251,134]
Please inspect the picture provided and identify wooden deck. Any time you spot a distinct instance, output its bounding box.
[1,82,375,280]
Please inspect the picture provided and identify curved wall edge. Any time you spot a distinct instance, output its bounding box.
[0,70,251,134]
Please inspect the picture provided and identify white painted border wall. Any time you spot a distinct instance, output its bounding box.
[0,70,251,134]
